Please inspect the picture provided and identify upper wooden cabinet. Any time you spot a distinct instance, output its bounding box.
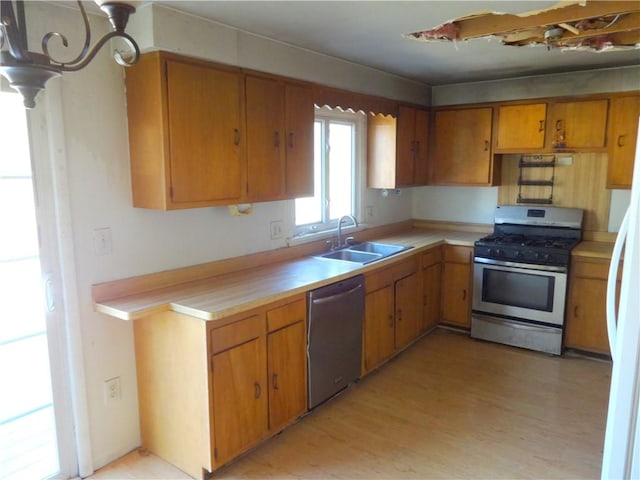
[495,103,547,152]
[607,94,640,189]
[126,52,245,209]
[431,107,497,185]
[125,52,314,210]
[547,99,609,150]
[367,106,429,188]
[245,75,314,202]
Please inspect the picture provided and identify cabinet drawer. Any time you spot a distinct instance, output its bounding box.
[421,248,442,269]
[211,314,264,354]
[571,258,622,281]
[444,245,472,263]
[267,298,306,332]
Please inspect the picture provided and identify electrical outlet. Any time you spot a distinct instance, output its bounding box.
[270,220,284,239]
[365,206,375,221]
[104,377,121,405]
[93,227,112,256]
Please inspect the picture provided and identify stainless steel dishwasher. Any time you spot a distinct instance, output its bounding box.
[307,275,364,409]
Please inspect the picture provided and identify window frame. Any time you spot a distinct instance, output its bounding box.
[293,107,364,238]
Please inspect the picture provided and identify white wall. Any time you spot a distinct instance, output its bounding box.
[28,2,419,472]
[413,66,640,231]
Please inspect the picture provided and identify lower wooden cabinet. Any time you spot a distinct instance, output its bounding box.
[363,254,423,373]
[133,295,307,478]
[421,247,443,331]
[565,257,620,356]
[441,245,473,328]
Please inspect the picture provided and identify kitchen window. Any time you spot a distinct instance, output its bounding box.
[294,107,363,235]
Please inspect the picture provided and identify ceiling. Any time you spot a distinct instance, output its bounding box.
[150,1,640,86]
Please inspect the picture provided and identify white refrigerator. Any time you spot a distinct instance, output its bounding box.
[602,120,640,480]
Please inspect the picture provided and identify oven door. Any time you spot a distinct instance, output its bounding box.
[472,257,567,326]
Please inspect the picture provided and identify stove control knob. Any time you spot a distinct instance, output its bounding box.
[488,248,496,256]
[515,250,524,259]
[496,248,505,257]
[542,253,551,262]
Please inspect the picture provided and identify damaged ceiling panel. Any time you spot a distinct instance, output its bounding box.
[408,1,640,52]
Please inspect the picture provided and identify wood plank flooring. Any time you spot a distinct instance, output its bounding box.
[90,329,611,479]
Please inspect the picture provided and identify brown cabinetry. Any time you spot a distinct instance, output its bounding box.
[421,247,442,332]
[126,52,244,209]
[367,106,429,188]
[363,255,422,372]
[431,107,496,185]
[565,257,620,356]
[495,103,547,152]
[441,245,473,328]
[607,94,640,189]
[125,52,314,210]
[133,295,307,478]
[245,75,315,201]
[547,99,609,150]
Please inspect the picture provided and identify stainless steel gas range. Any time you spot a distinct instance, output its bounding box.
[471,205,583,355]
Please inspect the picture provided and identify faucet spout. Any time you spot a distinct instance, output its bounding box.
[337,215,358,248]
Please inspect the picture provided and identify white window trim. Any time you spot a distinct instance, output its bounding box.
[291,107,366,244]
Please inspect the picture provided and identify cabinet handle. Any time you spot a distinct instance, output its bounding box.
[254,381,261,399]
[233,129,240,146]
[288,132,294,149]
[272,373,279,390]
[397,308,402,321]
[555,119,563,132]
[484,140,489,151]
[574,306,579,318]
[538,120,545,132]
[274,131,281,147]
[462,289,467,301]
[617,135,625,147]
[388,314,394,327]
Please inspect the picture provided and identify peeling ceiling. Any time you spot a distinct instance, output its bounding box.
[152,1,640,85]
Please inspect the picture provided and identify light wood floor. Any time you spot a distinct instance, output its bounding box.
[90,329,611,479]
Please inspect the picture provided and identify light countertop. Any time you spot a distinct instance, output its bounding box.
[95,228,481,322]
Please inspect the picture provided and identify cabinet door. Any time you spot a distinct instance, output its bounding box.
[413,108,430,185]
[607,95,640,189]
[441,262,471,327]
[363,285,395,372]
[549,99,608,149]
[396,106,417,187]
[422,262,442,332]
[246,76,285,200]
[395,272,422,349]
[166,60,243,205]
[432,108,493,185]
[285,83,315,197]
[267,320,307,432]
[564,277,611,355]
[212,338,268,466]
[496,103,546,151]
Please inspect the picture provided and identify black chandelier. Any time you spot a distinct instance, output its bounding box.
[0,1,140,109]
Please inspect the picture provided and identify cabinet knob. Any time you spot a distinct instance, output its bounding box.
[397,308,402,320]
[574,305,579,318]
[555,119,563,132]
[483,140,489,151]
[388,314,394,327]
[233,128,240,146]
[538,120,545,132]
[254,381,261,399]
[462,289,467,301]
[617,135,626,147]
[272,373,279,390]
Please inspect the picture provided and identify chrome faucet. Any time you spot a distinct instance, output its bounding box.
[337,215,358,248]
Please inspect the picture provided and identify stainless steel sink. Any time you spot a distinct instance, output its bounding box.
[314,241,413,264]
[348,241,411,257]
[318,249,382,264]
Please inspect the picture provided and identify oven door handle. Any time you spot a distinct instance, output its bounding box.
[474,314,559,334]
[474,257,567,273]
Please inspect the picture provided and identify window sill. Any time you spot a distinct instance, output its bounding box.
[287,223,370,247]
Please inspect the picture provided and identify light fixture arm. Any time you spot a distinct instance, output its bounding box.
[0,0,140,108]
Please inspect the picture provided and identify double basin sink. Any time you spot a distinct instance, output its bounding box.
[314,241,413,265]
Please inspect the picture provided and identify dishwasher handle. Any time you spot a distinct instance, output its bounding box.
[311,283,363,305]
